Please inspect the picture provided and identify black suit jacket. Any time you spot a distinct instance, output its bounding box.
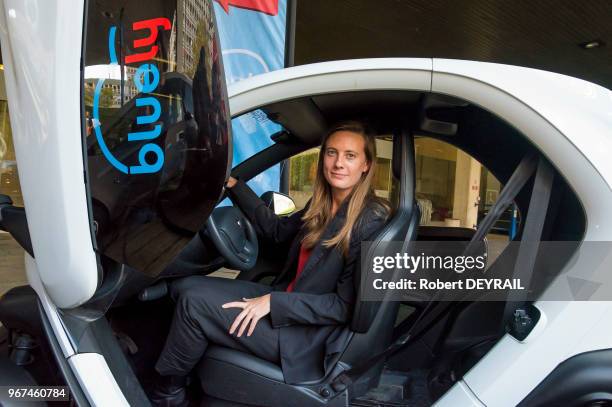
[229,180,388,384]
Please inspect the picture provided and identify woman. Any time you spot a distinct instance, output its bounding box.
[152,121,390,405]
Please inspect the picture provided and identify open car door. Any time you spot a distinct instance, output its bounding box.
[0,0,231,308]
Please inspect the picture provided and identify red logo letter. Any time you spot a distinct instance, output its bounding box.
[125,17,172,64]
[216,0,279,16]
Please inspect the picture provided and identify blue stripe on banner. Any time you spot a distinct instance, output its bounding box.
[213,0,288,200]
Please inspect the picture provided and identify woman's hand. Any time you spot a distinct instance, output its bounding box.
[225,176,238,189]
[222,294,271,337]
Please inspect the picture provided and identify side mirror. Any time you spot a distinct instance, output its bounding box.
[260,191,296,216]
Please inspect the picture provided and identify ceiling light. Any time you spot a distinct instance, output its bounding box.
[580,40,604,49]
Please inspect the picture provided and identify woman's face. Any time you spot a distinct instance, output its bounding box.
[322,130,370,195]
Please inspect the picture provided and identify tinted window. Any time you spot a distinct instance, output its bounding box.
[83,0,230,277]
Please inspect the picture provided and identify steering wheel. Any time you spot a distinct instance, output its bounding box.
[206,206,258,270]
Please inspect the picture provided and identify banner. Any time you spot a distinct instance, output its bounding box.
[213,0,289,198]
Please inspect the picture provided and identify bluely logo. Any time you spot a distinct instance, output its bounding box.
[93,17,171,174]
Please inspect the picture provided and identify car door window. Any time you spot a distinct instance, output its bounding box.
[82,0,231,277]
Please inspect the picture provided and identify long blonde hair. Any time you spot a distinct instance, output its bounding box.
[301,121,390,255]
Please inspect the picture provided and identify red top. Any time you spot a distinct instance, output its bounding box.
[286,244,312,292]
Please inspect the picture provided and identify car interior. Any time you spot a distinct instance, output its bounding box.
[0,89,587,406]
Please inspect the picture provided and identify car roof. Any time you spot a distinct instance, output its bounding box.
[433,59,612,190]
[228,58,612,188]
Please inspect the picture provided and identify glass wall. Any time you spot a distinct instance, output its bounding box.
[288,147,319,210]
[0,69,27,297]
[415,137,512,237]
[0,100,22,206]
[287,136,507,233]
[288,137,396,210]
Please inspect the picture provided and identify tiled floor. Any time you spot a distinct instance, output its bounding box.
[209,268,240,279]
[0,232,27,297]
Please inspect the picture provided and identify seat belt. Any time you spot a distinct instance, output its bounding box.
[334,152,541,387]
[502,156,554,339]
[405,151,540,341]
[464,152,538,255]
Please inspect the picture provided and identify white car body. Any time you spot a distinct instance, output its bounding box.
[1,0,611,405]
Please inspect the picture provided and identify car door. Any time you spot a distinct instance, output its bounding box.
[1,0,232,404]
[81,0,233,285]
[0,0,232,307]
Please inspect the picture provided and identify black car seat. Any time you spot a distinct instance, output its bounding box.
[196,130,418,406]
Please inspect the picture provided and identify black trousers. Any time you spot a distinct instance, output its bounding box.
[155,276,281,377]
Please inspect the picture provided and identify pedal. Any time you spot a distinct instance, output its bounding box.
[115,332,139,355]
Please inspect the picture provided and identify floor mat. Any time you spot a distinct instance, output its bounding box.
[108,297,175,392]
[351,369,432,407]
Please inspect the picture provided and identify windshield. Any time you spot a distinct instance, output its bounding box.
[82,0,230,277]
